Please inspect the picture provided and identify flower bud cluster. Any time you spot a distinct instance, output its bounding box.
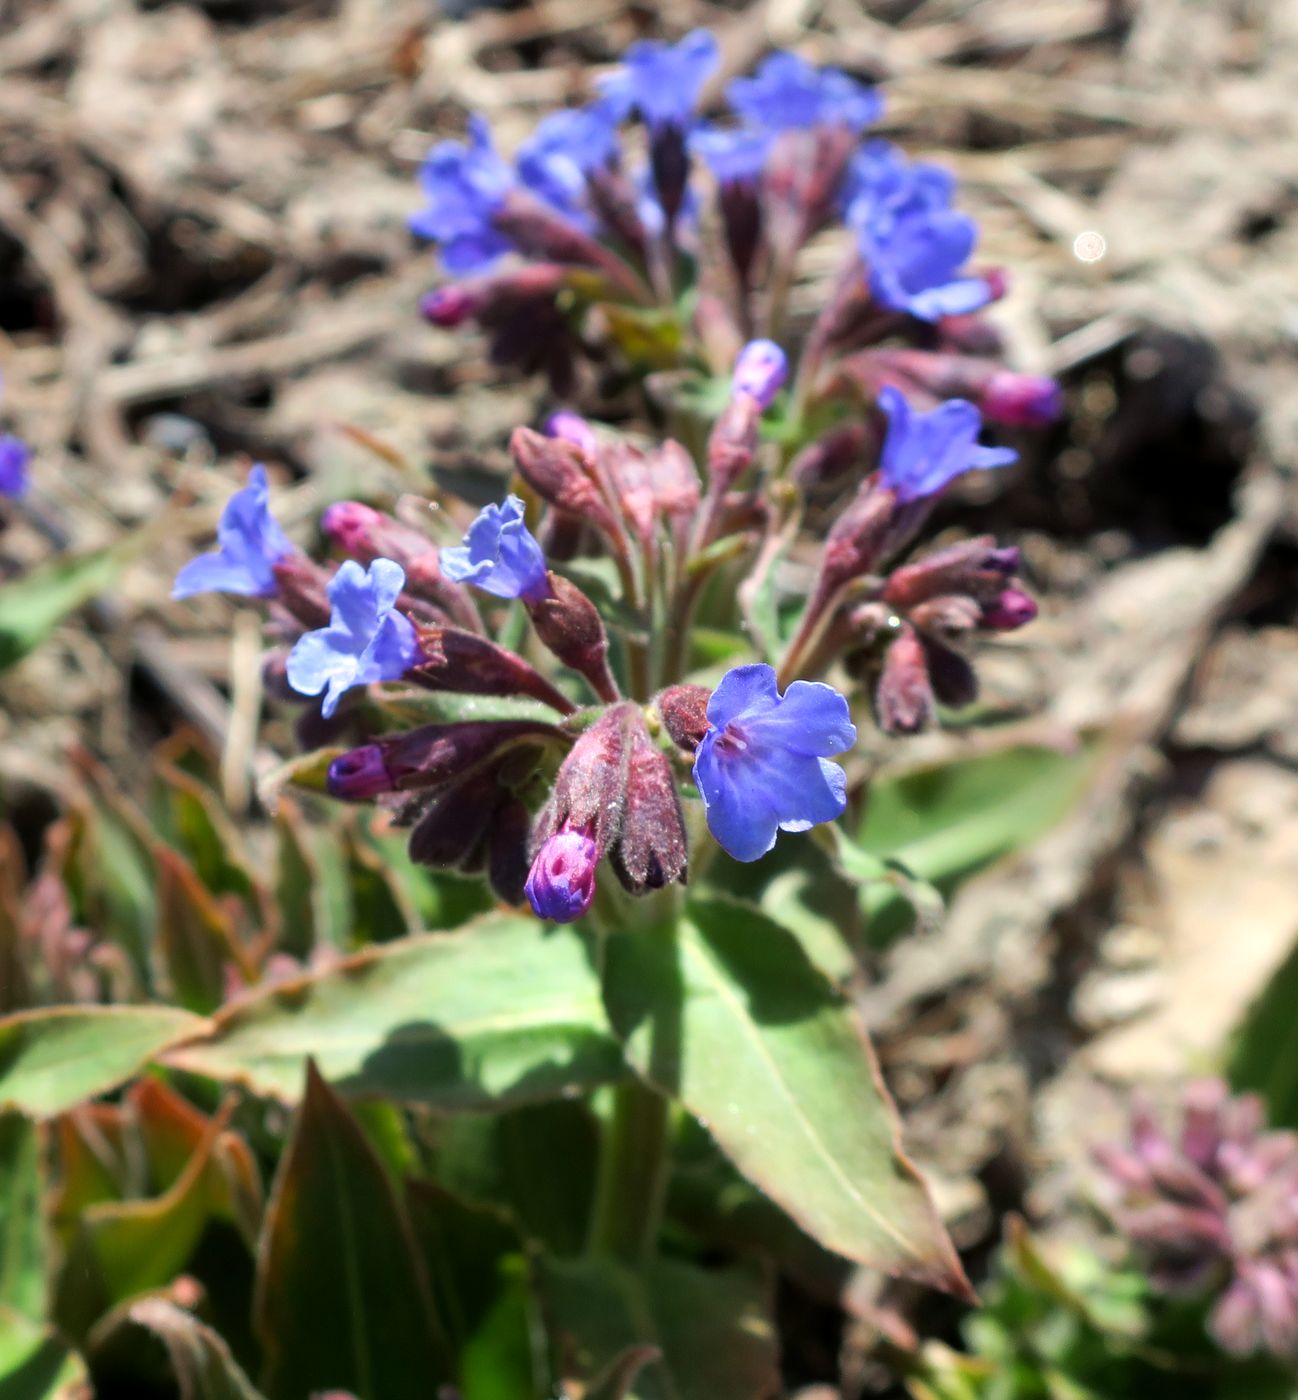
[1094,1080,1298,1361]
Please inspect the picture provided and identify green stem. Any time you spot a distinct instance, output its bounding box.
[587,1076,672,1264]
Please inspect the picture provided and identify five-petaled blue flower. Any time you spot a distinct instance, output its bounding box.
[689,125,772,186]
[172,464,293,599]
[409,116,515,275]
[849,150,991,322]
[600,29,719,132]
[286,558,422,719]
[0,435,30,498]
[516,105,618,223]
[727,51,881,133]
[877,387,1017,504]
[441,495,549,601]
[693,664,856,862]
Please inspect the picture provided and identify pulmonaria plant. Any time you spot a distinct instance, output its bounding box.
[1094,1080,1298,1361]
[174,312,1037,923]
[408,34,1062,450]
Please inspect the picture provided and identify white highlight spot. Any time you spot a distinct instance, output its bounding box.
[1073,230,1107,263]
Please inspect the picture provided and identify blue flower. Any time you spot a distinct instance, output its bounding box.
[877,387,1017,504]
[847,150,990,322]
[286,558,421,718]
[727,51,881,133]
[409,116,515,274]
[689,125,772,186]
[600,29,719,132]
[172,464,293,599]
[693,664,856,862]
[441,495,549,601]
[732,339,787,409]
[0,435,30,498]
[516,105,618,222]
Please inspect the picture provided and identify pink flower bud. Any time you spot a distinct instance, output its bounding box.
[510,427,619,539]
[327,744,392,801]
[420,285,479,327]
[657,684,712,753]
[731,339,787,410]
[980,588,1037,631]
[875,625,934,735]
[981,371,1065,428]
[545,411,598,459]
[525,825,598,924]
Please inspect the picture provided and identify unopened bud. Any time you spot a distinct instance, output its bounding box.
[510,427,619,538]
[420,286,479,327]
[980,588,1037,631]
[526,573,619,703]
[707,394,760,494]
[657,685,712,753]
[372,719,559,793]
[327,745,392,801]
[545,411,598,459]
[612,720,687,894]
[732,340,787,410]
[883,537,1020,610]
[413,625,575,715]
[876,625,934,735]
[537,703,634,857]
[525,825,598,924]
[981,371,1065,428]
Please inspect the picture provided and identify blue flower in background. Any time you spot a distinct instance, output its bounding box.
[727,51,881,133]
[0,435,30,498]
[516,105,618,222]
[689,125,772,186]
[847,149,990,322]
[693,664,856,862]
[286,559,421,718]
[172,464,293,599]
[600,29,719,133]
[409,116,515,274]
[877,387,1017,503]
[441,495,549,601]
[731,339,787,409]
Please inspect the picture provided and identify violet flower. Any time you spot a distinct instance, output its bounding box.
[286,558,422,718]
[690,126,773,187]
[693,664,856,862]
[0,435,30,498]
[515,106,618,224]
[172,464,293,599]
[878,388,1017,503]
[727,51,881,133]
[599,29,719,134]
[409,116,516,274]
[441,495,549,601]
[732,339,788,409]
[525,824,599,923]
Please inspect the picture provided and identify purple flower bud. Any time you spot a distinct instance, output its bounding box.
[545,411,598,459]
[414,625,575,715]
[327,745,392,801]
[878,387,1017,504]
[173,464,294,600]
[876,625,935,735]
[420,286,480,327]
[526,574,619,704]
[693,664,855,862]
[376,719,560,794]
[612,719,687,894]
[525,825,598,924]
[980,588,1037,631]
[981,371,1065,428]
[0,434,31,498]
[510,427,619,538]
[441,495,550,602]
[732,339,787,409]
[286,558,423,718]
[657,684,712,753]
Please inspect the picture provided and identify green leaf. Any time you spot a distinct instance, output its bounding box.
[166,915,627,1111]
[856,738,1101,944]
[601,897,968,1294]
[0,1116,44,1318]
[107,1298,267,1400]
[0,1006,207,1118]
[272,802,321,961]
[254,1062,446,1400]
[156,848,252,1014]
[0,1307,87,1399]
[0,546,126,672]
[539,1255,779,1400]
[377,690,570,726]
[1230,934,1298,1128]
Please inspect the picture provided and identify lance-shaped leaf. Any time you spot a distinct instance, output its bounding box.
[95,1298,266,1400]
[0,544,127,672]
[166,914,626,1110]
[600,897,969,1295]
[0,1306,88,1399]
[0,1007,207,1118]
[0,1116,44,1319]
[539,1255,779,1400]
[255,1063,446,1400]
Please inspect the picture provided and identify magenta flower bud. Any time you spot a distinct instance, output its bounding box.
[327,745,392,801]
[321,501,384,555]
[731,339,788,410]
[980,588,1037,631]
[981,371,1065,428]
[545,411,598,459]
[420,285,479,327]
[525,825,598,923]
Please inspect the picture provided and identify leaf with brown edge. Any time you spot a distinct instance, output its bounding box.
[600,896,971,1298]
[254,1062,447,1400]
